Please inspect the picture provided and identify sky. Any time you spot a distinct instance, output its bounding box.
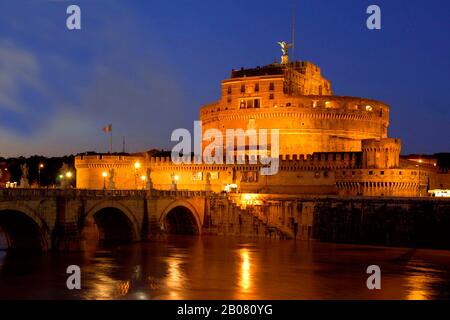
[0,0,449,157]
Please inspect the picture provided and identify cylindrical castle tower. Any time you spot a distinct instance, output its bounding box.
[200,60,390,156]
[362,138,401,169]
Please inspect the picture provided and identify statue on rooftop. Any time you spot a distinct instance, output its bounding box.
[277,41,292,56]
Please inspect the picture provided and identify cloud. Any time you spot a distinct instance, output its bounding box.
[0,41,44,113]
[0,2,189,157]
[0,35,185,157]
[0,107,97,157]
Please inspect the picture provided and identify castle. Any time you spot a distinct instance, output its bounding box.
[75,45,449,197]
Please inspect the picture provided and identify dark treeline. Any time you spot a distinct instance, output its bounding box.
[435,153,450,171]
[0,155,75,187]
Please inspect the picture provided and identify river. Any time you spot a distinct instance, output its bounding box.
[0,236,449,299]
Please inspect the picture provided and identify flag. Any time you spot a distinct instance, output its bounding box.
[102,124,112,133]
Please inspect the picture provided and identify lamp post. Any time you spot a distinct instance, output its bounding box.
[134,161,141,189]
[172,174,179,191]
[416,159,422,197]
[102,171,108,190]
[38,163,44,187]
[65,171,72,189]
[141,175,146,190]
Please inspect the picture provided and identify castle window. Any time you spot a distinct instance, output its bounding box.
[239,98,261,109]
[269,93,274,100]
[399,171,402,175]
[369,171,373,175]
[286,102,291,107]
[380,171,384,175]
[352,171,355,176]
[255,83,259,92]
[227,86,232,94]
[269,82,274,91]
[240,84,245,93]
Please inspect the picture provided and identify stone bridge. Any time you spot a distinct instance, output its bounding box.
[0,189,214,251]
[0,189,292,251]
[4,188,445,252]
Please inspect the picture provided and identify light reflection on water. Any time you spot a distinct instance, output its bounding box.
[404,260,446,300]
[165,251,188,300]
[239,248,251,293]
[0,236,450,300]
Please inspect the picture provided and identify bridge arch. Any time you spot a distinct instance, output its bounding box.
[0,203,50,251]
[160,200,202,235]
[84,201,140,244]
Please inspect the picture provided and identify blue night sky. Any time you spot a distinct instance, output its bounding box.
[0,0,449,157]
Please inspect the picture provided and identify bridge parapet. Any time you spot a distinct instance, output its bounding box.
[0,188,210,200]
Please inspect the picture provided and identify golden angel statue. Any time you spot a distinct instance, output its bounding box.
[277,41,292,56]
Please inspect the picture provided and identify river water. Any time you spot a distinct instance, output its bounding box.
[0,236,450,300]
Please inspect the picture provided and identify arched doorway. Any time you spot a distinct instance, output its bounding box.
[0,210,47,251]
[90,207,137,245]
[164,206,200,235]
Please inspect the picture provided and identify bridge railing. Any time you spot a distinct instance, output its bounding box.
[0,188,210,199]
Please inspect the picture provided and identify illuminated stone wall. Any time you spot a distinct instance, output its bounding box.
[75,154,144,190]
[75,152,442,198]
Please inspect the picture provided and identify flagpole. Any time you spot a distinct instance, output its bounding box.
[110,127,113,154]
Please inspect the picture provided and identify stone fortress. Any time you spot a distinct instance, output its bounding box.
[75,45,449,198]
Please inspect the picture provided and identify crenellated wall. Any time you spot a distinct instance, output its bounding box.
[362,138,401,169]
[75,154,144,190]
[336,168,428,197]
[75,149,442,198]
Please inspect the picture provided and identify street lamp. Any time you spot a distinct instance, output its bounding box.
[38,163,44,187]
[102,171,108,189]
